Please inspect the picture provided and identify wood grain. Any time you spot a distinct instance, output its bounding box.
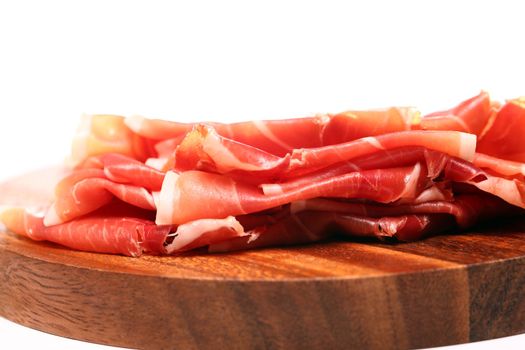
[0,234,472,350]
[0,168,524,349]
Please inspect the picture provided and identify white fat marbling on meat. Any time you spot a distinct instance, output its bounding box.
[252,120,294,151]
[152,191,161,208]
[398,107,419,129]
[165,216,244,253]
[43,203,62,226]
[412,186,447,204]
[145,157,167,170]
[362,136,385,150]
[124,115,146,133]
[397,163,422,201]
[473,176,525,209]
[459,132,476,161]
[260,183,284,196]
[141,188,156,209]
[202,129,265,172]
[155,171,179,225]
[67,114,93,166]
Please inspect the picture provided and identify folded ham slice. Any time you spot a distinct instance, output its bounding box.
[418,91,493,136]
[478,97,525,162]
[171,124,476,180]
[210,193,521,253]
[1,92,525,256]
[125,107,416,155]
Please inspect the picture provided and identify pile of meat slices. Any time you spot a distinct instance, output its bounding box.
[1,92,525,257]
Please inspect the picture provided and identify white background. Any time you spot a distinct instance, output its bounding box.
[0,1,524,349]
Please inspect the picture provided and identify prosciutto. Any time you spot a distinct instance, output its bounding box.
[71,114,155,164]
[209,213,455,253]
[0,204,168,257]
[0,202,247,257]
[78,153,165,190]
[209,193,520,252]
[473,153,525,177]
[477,98,525,162]
[170,124,476,180]
[1,92,525,256]
[418,91,493,136]
[155,164,431,225]
[43,168,156,226]
[260,147,486,196]
[125,107,415,155]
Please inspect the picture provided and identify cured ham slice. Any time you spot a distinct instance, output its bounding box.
[79,153,165,190]
[209,212,454,252]
[287,130,476,176]
[477,98,525,162]
[1,209,242,256]
[163,216,246,254]
[0,206,169,257]
[173,124,289,176]
[419,91,492,136]
[208,211,339,253]
[261,147,486,196]
[210,193,520,252]
[126,107,414,156]
[1,201,247,256]
[0,208,244,257]
[71,114,154,164]
[2,92,525,257]
[44,168,156,226]
[290,194,521,228]
[171,124,476,181]
[471,174,525,209]
[155,164,427,225]
[336,214,454,241]
[473,153,525,177]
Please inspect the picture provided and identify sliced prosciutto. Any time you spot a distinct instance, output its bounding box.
[418,91,493,136]
[78,153,165,190]
[261,147,486,196]
[0,201,247,256]
[1,91,525,256]
[209,213,455,253]
[477,98,525,162]
[474,153,525,176]
[170,123,476,182]
[125,107,415,156]
[0,204,168,257]
[209,193,520,252]
[71,114,155,164]
[290,193,521,228]
[155,164,429,225]
[43,168,156,226]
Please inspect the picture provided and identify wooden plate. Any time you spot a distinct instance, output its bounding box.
[1,169,524,349]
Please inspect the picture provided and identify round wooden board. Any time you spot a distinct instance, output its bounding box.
[1,169,524,350]
[2,227,525,350]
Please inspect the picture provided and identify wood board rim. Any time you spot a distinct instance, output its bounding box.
[0,221,525,349]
